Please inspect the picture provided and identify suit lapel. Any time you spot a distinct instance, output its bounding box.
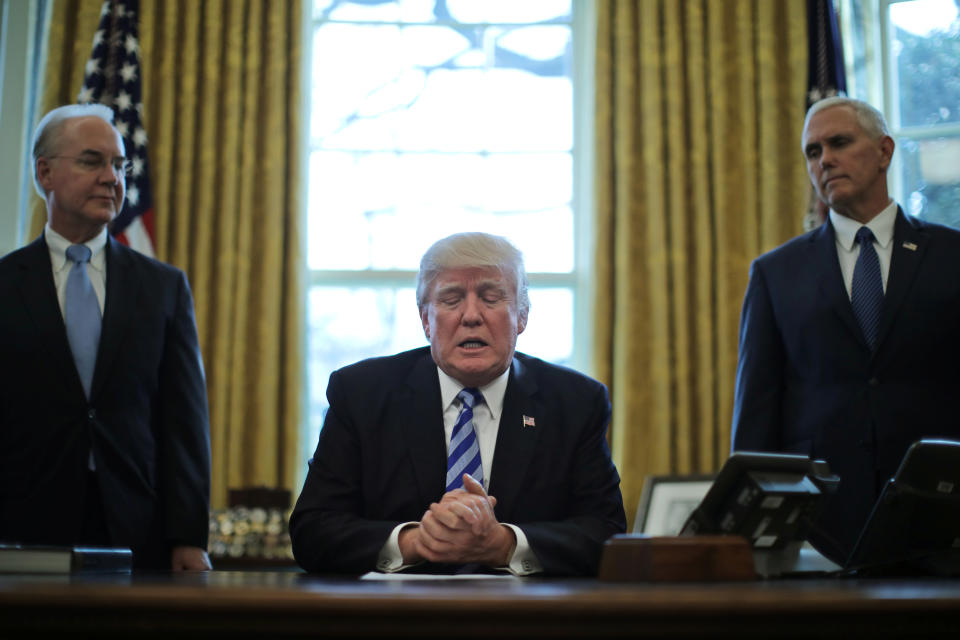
[875,209,925,351]
[488,357,540,519]
[400,353,447,504]
[90,237,139,400]
[14,237,87,397]
[812,222,866,347]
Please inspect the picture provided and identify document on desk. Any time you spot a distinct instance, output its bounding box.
[361,572,520,580]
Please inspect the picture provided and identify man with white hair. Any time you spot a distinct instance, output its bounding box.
[732,97,960,564]
[291,232,626,576]
[0,104,212,570]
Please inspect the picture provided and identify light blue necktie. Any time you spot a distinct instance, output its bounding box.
[65,244,102,399]
[851,227,883,352]
[446,388,483,492]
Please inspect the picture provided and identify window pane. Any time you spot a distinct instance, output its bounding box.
[307,150,573,271]
[889,0,960,127]
[448,0,572,24]
[898,135,960,228]
[305,285,575,455]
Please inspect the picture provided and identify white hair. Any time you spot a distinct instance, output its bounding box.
[32,103,117,196]
[416,232,530,320]
[803,97,890,146]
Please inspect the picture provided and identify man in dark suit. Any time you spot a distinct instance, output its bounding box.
[0,104,211,570]
[732,97,960,563]
[290,232,625,576]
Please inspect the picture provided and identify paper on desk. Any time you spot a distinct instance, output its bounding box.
[361,571,519,580]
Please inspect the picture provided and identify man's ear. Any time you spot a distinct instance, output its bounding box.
[878,135,895,171]
[420,307,431,339]
[36,158,53,192]
[517,311,528,335]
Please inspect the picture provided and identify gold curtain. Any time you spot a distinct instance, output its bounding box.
[594,0,810,527]
[38,0,305,508]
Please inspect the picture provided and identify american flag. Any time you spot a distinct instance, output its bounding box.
[807,0,847,106]
[804,0,848,230]
[78,0,155,257]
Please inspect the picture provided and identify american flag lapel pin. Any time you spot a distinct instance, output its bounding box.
[522,415,535,428]
[902,241,917,251]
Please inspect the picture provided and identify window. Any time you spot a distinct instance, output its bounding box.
[304,0,593,461]
[839,0,960,229]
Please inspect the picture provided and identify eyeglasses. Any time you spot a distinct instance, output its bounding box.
[47,152,132,176]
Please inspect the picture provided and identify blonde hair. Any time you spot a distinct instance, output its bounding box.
[416,232,530,319]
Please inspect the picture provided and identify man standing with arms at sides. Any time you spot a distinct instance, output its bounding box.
[291,232,625,575]
[732,97,960,564]
[0,104,212,570]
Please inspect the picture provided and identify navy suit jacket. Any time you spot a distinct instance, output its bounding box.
[290,347,626,576]
[0,235,211,568]
[732,209,960,563]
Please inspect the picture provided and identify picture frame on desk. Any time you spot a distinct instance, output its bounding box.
[633,474,715,536]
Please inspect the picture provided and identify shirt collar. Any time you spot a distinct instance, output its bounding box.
[829,200,897,251]
[437,364,511,421]
[45,224,109,274]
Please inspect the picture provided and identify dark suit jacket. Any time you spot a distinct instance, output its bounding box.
[0,234,211,568]
[289,347,626,576]
[732,209,960,563]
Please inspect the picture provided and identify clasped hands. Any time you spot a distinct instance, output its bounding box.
[399,474,516,567]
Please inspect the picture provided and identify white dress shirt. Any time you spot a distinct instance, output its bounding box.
[829,200,897,298]
[45,224,108,316]
[376,366,543,576]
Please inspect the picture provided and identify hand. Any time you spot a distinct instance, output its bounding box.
[171,545,213,571]
[400,474,516,567]
[437,474,498,536]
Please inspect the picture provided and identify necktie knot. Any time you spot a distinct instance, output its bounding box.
[856,226,876,246]
[458,387,482,410]
[67,244,92,264]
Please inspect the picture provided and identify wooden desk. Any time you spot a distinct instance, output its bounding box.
[1,571,959,638]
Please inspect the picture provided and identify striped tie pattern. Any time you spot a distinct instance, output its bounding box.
[65,244,102,398]
[851,227,883,352]
[446,387,483,492]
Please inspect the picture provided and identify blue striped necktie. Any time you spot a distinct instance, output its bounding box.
[65,244,102,398]
[851,227,883,352]
[446,387,483,492]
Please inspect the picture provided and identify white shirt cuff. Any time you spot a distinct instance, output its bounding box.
[376,522,419,572]
[502,524,543,576]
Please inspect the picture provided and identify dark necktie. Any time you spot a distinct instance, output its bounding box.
[446,388,483,492]
[65,244,102,398]
[851,227,883,352]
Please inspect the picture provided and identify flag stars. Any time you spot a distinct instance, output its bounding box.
[133,126,148,148]
[115,121,130,137]
[130,157,145,177]
[93,30,105,47]
[78,86,95,104]
[126,185,140,206]
[120,63,138,83]
[115,90,133,112]
[85,58,101,77]
[125,34,139,55]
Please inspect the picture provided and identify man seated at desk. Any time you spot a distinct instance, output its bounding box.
[290,232,626,576]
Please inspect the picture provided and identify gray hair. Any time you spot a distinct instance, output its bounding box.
[803,96,890,144]
[32,103,117,197]
[416,232,530,320]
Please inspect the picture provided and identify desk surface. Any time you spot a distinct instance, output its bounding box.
[2,570,960,638]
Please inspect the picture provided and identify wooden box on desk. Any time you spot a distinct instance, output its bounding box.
[598,534,756,582]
